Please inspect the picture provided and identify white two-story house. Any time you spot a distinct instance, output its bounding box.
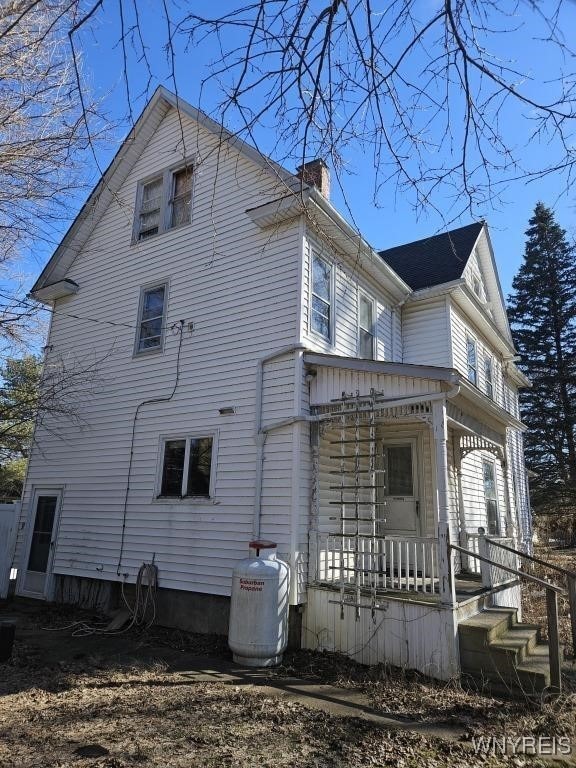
[13,88,544,689]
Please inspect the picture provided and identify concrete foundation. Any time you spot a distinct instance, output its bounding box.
[52,575,303,647]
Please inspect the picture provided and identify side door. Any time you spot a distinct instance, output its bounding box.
[18,488,63,600]
[379,440,420,536]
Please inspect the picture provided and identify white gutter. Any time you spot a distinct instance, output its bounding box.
[253,343,307,539]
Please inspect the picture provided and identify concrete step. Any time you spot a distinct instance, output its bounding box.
[459,607,551,695]
[459,607,517,644]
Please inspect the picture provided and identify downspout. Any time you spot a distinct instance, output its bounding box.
[253,343,307,539]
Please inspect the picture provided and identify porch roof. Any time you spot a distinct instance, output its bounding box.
[304,352,526,434]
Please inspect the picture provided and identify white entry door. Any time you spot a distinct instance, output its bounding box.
[380,440,419,535]
[19,489,62,599]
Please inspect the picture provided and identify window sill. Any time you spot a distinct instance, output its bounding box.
[131,221,191,246]
[132,346,165,360]
[153,496,218,505]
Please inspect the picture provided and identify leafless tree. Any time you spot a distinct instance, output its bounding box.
[180,0,576,220]
[0,0,103,349]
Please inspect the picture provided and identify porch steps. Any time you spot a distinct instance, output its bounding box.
[459,607,552,695]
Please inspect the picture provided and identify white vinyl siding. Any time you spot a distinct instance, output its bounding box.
[450,302,505,407]
[401,298,451,367]
[18,107,307,601]
[302,235,398,361]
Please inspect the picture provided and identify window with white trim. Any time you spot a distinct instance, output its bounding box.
[358,293,375,359]
[158,435,214,498]
[311,253,332,341]
[484,355,494,399]
[482,460,500,535]
[135,284,166,354]
[135,165,193,241]
[466,336,477,385]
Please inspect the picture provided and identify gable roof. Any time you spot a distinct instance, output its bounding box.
[31,87,299,296]
[378,222,484,291]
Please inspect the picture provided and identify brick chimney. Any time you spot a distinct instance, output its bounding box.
[296,159,330,199]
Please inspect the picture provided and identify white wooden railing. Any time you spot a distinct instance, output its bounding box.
[315,533,439,595]
[461,528,517,586]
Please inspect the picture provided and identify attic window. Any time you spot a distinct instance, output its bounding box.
[134,164,193,241]
[472,277,481,297]
[138,177,163,239]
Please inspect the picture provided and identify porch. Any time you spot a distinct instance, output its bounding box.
[302,355,525,679]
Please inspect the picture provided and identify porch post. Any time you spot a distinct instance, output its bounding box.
[500,440,517,543]
[432,400,456,608]
[453,435,468,558]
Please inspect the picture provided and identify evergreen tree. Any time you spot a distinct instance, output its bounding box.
[508,203,576,513]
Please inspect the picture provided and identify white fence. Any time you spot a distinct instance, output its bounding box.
[315,533,439,595]
[0,502,20,599]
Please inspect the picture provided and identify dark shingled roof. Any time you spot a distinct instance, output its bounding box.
[378,222,484,291]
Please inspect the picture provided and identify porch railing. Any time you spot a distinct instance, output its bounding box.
[451,540,566,694]
[461,529,517,586]
[315,533,439,595]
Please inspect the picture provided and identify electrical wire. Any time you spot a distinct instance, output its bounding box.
[116,320,185,576]
[40,562,159,636]
[0,290,177,333]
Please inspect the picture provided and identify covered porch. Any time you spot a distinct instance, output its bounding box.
[302,355,524,678]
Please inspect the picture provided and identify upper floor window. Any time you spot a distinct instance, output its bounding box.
[358,293,375,359]
[466,336,477,385]
[484,355,494,399]
[311,253,332,341]
[158,435,214,498]
[135,283,166,354]
[134,165,193,241]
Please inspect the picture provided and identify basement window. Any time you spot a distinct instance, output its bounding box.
[158,436,214,498]
[134,164,193,241]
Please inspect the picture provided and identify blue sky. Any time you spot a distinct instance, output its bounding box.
[41,1,576,299]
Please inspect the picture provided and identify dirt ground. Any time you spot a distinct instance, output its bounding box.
[1,602,576,767]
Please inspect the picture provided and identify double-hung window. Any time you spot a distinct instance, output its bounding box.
[311,253,332,341]
[135,164,193,241]
[136,284,166,354]
[482,460,500,536]
[159,435,214,498]
[138,177,163,240]
[466,336,477,385]
[358,293,375,359]
[484,355,494,399]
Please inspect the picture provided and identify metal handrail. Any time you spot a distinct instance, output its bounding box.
[477,531,576,663]
[451,542,564,694]
[450,543,564,594]
[483,535,576,579]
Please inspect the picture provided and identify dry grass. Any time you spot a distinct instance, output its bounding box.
[521,546,576,657]
[0,644,566,768]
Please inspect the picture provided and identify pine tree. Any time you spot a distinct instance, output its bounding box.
[508,203,576,513]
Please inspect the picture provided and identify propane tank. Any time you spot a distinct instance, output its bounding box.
[228,540,290,667]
